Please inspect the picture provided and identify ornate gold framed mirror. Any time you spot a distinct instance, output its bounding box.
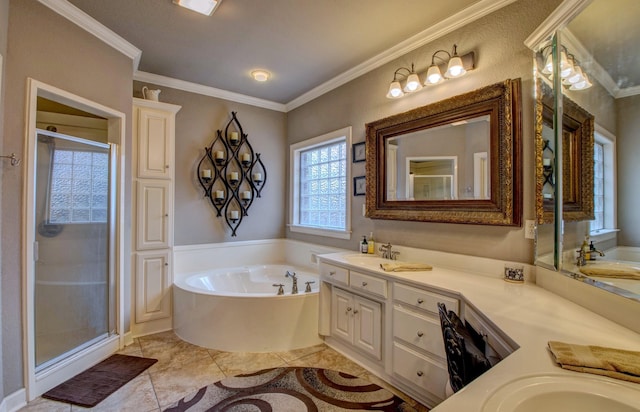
[365,78,522,226]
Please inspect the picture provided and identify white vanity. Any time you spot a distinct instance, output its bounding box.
[317,251,640,411]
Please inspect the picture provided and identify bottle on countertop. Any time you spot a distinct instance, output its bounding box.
[367,232,375,254]
[582,236,590,261]
[360,235,368,253]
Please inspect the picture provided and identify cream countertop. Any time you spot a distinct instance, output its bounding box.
[318,252,640,412]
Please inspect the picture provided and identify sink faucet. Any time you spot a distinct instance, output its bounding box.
[379,243,400,260]
[285,271,298,294]
[576,249,587,267]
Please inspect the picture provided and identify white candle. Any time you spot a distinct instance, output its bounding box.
[543,158,551,166]
[215,190,224,199]
[229,132,239,143]
[201,169,211,178]
[242,153,251,162]
[242,190,251,200]
[214,151,224,160]
[252,172,262,181]
[230,171,239,181]
[230,210,239,219]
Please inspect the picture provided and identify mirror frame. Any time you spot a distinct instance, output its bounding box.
[365,78,522,226]
[535,80,594,224]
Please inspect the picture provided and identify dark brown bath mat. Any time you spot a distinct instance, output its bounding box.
[42,354,157,407]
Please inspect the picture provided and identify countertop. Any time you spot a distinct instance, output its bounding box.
[318,252,640,411]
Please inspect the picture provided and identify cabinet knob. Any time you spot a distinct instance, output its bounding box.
[165,165,169,169]
[164,262,169,266]
[417,331,424,337]
[417,298,424,304]
[416,371,424,377]
[353,309,359,314]
[329,271,336,276]
[346,307,352,312]
[165,214,169,217]
[361,281,368,287]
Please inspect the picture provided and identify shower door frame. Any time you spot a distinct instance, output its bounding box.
[22,78,126,400]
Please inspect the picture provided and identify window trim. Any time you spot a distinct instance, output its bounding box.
[289,126,352,239]
[590,123,617,238]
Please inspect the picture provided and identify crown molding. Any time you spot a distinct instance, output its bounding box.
[285,0,517,111]
[37,0,142,70]
[524,0,592,50]
[616,85,640,99]
[133,71,287,112]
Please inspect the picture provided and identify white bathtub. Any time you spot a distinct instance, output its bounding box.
[173,264,322,352]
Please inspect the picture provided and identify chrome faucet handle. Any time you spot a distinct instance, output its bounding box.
[576,249,586,267]
[390,251,400,260]
[305,281,315,293]
[272,284,285,295]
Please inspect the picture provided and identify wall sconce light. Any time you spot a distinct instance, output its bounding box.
[386,44,475,99]
[540,45,592,90]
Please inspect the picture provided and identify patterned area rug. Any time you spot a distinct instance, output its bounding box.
[164,367,418,411]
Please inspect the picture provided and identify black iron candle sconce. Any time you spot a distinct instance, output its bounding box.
[197,111,267,236]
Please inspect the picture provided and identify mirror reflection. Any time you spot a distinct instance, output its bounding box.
[535,0,640,300]
[386,115,490,201]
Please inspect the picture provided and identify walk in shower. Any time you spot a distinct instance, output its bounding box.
[34,128,116,371]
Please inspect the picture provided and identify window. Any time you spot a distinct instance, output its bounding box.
[49,149,109,224]
[590,127,616,235]
[290,126,352,239]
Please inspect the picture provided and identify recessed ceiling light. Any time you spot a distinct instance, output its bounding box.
[251,70,271,82]
[173,0,220,16]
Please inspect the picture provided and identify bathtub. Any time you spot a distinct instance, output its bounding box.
[173,264,322,352]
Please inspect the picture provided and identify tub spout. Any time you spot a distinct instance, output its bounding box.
[285,271,298,294]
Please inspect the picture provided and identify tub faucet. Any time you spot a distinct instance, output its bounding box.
[285,271,298,294]
[272,283,284,295]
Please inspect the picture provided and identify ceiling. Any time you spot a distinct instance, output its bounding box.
[65,0,494,107]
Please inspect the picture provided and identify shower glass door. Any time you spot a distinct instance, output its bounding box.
[34,130,114,370]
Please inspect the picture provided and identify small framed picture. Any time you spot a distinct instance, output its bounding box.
[352,142,366,163]
[353,176,366,196]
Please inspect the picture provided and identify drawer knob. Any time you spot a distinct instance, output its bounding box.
[417,298,424,304]
[361,281,368,287]
[417,331,424,337]
[416,371,424,377]
[353,309,359,314]
[329,271,336,276]
[346,307,352,312]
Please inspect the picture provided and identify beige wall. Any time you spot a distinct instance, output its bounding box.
[133,82,288,244]
[2,0,133,394]
[287,0,562,263]
[0,0,8,401]
[617,94,640,246]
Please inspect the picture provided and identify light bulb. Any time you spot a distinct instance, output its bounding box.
[559,51,573,78]
[386,81,404,98]
[567,66,584,84]
[445,56,466,78]
[425,65,443,85]
[403,73,422,93]
[542,54,553,74]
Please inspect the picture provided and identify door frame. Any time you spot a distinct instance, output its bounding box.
[22,78,126,400]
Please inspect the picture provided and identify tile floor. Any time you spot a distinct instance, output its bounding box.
[20,331,429,411]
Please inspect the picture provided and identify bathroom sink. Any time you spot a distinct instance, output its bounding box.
[482,374,640,412]
[342,254,390,267]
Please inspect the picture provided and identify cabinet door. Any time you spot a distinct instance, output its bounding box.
[331,288,353,342]
[136,180,172,250]
[354,295,382,360]
[136,107,173,179]
[135,250,171,323]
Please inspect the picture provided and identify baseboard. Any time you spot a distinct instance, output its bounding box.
[123,331,135,347]
[0,388,26,412]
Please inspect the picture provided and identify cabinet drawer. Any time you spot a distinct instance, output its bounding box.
[350,270,387,298]
[464,306,515,360]
[393,283,459,315]
[321,263,349,285]
[393,307,445,359]
[393,343,448,400]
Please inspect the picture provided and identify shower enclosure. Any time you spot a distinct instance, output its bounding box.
[34,129,116,371]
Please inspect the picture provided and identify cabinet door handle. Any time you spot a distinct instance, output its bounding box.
[416,371,424,377]
[361,281,368,287]
[417,298,424,304]
[329,271,336,276]
[417,331,424,337]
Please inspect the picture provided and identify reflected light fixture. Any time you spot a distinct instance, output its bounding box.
[251,70,271,82]
[173,0,221,16]
[539,44,591,91]
[386,44,475,98]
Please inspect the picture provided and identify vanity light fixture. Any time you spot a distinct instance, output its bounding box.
[251,70,271,82]
[386,44,475,99]
[540,45,592,90]
[173,0,220,16]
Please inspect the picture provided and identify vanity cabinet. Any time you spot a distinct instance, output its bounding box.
[331,287,382,360]
[132,98,181,335]
[392,282,460,402]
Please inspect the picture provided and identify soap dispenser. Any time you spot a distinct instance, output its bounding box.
[581,237,590,261]
[367,232,375,254]
[360,236,368,253]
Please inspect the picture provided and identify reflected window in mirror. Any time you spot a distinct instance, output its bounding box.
[590,127,616,235]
